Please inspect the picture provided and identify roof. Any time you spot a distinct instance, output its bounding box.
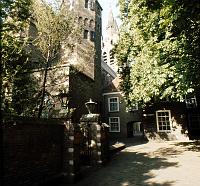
[103,75,121,93]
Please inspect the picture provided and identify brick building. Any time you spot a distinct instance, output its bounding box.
[29,0,103,121]
[101,9,143,139]
[143,96,200,141]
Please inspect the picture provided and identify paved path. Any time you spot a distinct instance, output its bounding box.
[72,140,200,186]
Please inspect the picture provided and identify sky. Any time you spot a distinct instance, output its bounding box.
[98,0,121,36]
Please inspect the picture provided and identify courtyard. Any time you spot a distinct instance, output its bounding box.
[71,140,200,186]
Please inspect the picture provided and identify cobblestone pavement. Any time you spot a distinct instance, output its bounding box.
[67,140,200,186]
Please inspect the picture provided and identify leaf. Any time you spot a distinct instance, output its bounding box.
[115,0,200,107]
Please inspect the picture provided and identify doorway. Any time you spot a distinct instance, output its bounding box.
[127,122,143,137]
[133,122,143,136]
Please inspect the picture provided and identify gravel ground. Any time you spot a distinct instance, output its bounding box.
[69,140,200,186]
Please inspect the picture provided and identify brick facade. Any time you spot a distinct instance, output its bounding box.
[143,102,189,141]
[28,0,103,121]
[102,91,142,139]
[69,68,101,123]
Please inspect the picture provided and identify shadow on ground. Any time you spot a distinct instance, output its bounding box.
[110,137,149,148]
[174,140,200,152]
[74,145,179,186]
[150,146,183,158]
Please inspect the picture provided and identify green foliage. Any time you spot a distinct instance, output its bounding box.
[1,0,32,114]
[32,0,79,64]
[12,73,39,116]
[1,0,31,75]
[116,0,200,107]
[31,0,80,118]
[1,0,80,117]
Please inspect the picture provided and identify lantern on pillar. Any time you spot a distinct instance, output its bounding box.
[85,98,97,114]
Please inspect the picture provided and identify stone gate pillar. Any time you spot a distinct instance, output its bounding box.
[80,113,109,166]
[62,121,80,183]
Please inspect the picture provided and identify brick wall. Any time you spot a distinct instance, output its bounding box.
[2,118,110,185]
[3,119,64,186]
[69,69,101,123]
[143,102,189,141]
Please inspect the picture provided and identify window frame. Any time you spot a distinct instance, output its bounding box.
[108,97,119,112]
[185,96,197,108]
[109,117,120,132]
[156,110,172,132]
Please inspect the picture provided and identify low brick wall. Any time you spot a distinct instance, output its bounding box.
[3,119,65,186]
[2,118,110,185]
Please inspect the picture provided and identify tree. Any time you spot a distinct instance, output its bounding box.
[1,0,31,184]
[31,0,80,118]
[116,0,200,108]
[1,0,32,114]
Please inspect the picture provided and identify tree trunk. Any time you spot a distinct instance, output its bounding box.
[38,50,50,118]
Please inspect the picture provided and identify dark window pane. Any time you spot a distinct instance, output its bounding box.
[84,30,88,39]
[90,31,95,41]
[85,0,89,8]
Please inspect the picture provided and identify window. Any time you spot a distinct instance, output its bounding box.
[185,96,197,108]
[108,97,119,112]
[103,52,107,63]
[109,117,120,132]
[156,110,172,132]
[90,1,95,10]
[85,0,89,8]
[84,30,89,39]
[90,31,95,41]
[89,19,94,28]
[109,50,115,65]
[78,17,83,24]
[84,18,88,26]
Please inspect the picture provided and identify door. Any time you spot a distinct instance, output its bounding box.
[127,122,133,138]
[133,122,143,136]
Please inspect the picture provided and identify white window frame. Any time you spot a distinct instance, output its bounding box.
[156,110,172,132]
[108,97,119,112]
[109,117,120,132]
